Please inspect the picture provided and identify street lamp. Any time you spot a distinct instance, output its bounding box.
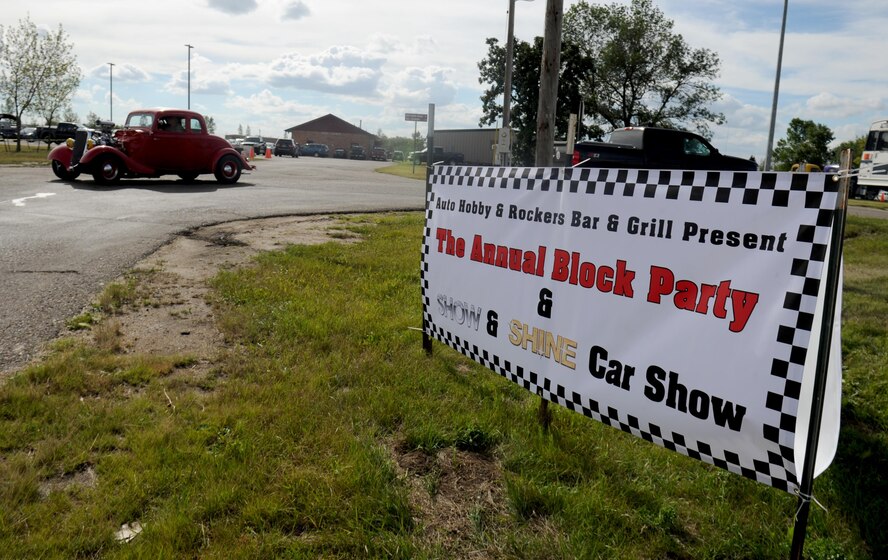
[108,62,114,122]
[764,0,788,171]
[500,0,535,166]
[185,44,194,109]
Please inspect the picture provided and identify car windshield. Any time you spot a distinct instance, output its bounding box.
[244,136,261,143]
[125,113,154,128]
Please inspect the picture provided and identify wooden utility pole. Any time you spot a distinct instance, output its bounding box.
[534,0,563,429]
[534,0,563,167]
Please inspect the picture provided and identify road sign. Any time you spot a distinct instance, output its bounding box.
[405,113,428,122]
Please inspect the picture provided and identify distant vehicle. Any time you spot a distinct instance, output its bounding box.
[20,127,37,141]
[570,127,757,171]
[300,143,329,157]
[370,147,387,161]
[392,150,404,161]
[36,122,80,145]
[333,148,347,158]
[350,145,366,160]
[273,138,298,157]
[48,108,254,185]
[0,113,18,139]
[415,146,464,165]
[241,135,267,157]
[856,119,888,199]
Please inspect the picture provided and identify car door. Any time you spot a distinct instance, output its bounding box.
[149,114,192,172]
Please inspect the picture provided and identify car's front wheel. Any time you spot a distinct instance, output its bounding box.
[51,160,80,181]
[92,155,123,185]
[214,155,242,184]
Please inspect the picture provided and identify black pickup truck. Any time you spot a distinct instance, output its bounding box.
[570,127,757,172]
[416,146,464,165]
[36,122,80,144]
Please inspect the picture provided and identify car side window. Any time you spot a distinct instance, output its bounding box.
[159,117,186,133]
[188,118,202,133]
[683,138,711,157]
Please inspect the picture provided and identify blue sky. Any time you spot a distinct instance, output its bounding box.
[5,0,887,162]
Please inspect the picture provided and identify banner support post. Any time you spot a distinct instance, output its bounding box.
[789,149,852,560]
[422,103,436,356]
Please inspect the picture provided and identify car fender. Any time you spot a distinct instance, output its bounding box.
[48,145,73,168]
[213,148,255,172]
[78,145,155,175]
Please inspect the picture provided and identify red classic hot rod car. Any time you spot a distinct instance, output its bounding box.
[48,109,254,185]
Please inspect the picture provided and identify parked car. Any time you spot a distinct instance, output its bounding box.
[333,148,347,158]
[37,122,80,145]
[414,146,464,165]
[274,138,298,157]
[20,127,37,141]
[48,108,254,185]
[392,150,404,161]
[569,127,757,171]
[0,113,18,139]
[300,143,329,157]
[370,147,387,161]
[350,145,366,160]
[241,135,267,157]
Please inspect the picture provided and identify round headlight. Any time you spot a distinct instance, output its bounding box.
[87,138,95,149]
[66,137,75,148]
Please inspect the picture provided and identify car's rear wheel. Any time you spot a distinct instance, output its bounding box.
[92,155,123,185]
[214,155,242,184]
[51,160,80,181]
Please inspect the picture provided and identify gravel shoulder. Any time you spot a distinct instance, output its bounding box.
[1,214,355,380]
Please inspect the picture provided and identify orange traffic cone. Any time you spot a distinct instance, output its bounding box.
[265,147,272,159]
[248,147,255,160]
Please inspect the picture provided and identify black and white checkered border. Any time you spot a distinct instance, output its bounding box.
[421,166,839,493]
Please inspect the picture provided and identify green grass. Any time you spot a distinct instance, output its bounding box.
[0,141,54,165]
[375,161,427,181]
[0,212,884,558]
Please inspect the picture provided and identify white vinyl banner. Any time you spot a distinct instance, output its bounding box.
[421,166,842,494]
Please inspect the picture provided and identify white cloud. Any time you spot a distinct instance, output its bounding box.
[207,0,257,15]
[283,1,310,20]
[88,63,150,83]
[266,46,386,95]
[386,67,458,106]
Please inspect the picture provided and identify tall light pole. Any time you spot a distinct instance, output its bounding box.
[108,62,114,122]
[500,0,535,166]
[185,44,194,109]
[764,0,788,171]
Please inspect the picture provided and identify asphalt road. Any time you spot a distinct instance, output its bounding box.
[0,156,426,373]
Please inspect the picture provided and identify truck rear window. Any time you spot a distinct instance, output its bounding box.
[608,130,643,149]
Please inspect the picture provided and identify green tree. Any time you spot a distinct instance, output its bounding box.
[478,36,592,165]
[205,115,216,134]
[62,107,79,124]
[563,0,725,137]
[831,135,865,168]
[0,15,81,151]
[771,118,834,170]
[85,111,101,127]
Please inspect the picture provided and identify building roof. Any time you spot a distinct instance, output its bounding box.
[285,114,375,137]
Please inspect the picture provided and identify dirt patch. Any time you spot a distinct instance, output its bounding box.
[392,442,510,558]
[107,215,359,361]
[38,463,98,498]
